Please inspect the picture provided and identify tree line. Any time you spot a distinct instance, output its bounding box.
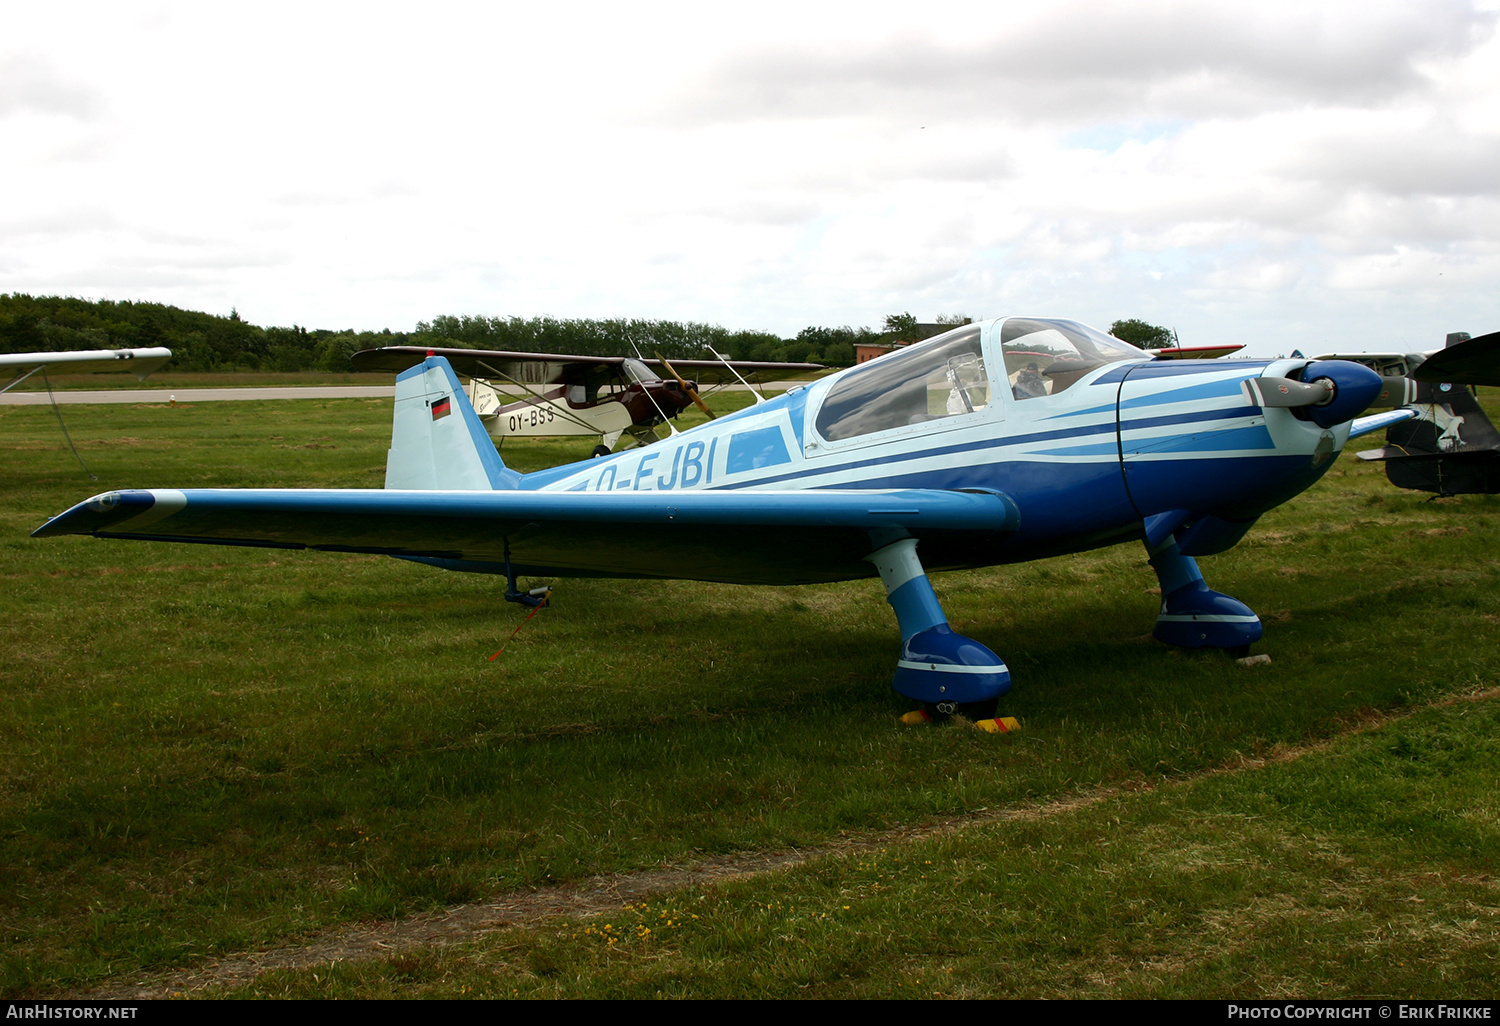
[0,295,887,372]
[0,294,1180,373]
[414,314,874,366]
[0,294,412,374]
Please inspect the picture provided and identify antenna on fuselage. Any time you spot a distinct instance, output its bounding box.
[708,348,766,404]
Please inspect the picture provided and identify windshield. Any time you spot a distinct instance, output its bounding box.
[1000,317,1143,400]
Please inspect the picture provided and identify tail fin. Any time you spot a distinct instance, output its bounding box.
[385,355,520,490]
[1357,381,1500,495]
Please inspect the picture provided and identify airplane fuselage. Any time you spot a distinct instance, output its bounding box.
[523,318,1354,570]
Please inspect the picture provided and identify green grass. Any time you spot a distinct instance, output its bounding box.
[232,693,1500,999]
[1,391,1497,998]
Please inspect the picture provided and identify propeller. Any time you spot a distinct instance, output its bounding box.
[656,352,717,419]
[1244,360,1384,428]
[1243,376,1334,408]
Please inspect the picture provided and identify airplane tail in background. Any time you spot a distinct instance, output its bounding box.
[1357,381,1500,495]
[385,355,521,490]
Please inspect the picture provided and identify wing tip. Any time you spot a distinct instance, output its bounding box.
[32,490,160,537]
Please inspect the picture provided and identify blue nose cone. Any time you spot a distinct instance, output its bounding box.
[1302,360,1383,428]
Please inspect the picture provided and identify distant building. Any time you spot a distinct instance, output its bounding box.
[856,342,905,363]
[856,320,969,363]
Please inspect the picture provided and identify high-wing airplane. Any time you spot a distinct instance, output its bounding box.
[351,346,824,456]
[1,347,174,393]
[36,317,1394,727]
[1311,331,1500,496]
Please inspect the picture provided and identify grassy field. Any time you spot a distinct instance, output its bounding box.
[1,390,1497,999]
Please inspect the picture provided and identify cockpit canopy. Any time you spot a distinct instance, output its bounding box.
[1000,318,1144,401]
[812,317,1144,443]
[815,324,989,441]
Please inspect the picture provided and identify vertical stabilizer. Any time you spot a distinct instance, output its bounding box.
[385,356,520,490]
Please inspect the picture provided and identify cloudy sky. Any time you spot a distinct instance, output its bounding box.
[3,1,1498,355]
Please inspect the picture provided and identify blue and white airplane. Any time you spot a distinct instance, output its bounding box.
[34,317,1398,723]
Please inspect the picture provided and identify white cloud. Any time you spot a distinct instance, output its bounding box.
[0,54,104,120]
[660,0,1492,126]
[0,0,1497,352]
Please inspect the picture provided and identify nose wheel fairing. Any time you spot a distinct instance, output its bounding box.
[1146,534,1262,651]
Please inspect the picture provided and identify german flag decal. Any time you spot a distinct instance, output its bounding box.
[430,396,451,420]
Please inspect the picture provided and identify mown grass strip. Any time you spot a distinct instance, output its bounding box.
[219,688,1500,1000]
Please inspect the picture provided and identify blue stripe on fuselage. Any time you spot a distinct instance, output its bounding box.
[1044,366,1258,420]
[1129,423,1275,454]
[721,405,1257,490]
[1119,376,1251,410]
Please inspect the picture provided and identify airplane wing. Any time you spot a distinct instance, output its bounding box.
[1349,409,1417,439]
[1412,330,1500,386]
[351,346,612,384]
[1,347,173,389]
[1148,345,1245,360]
[34,486,1019,586]
[350,347,824,386]
[633,357,826,386]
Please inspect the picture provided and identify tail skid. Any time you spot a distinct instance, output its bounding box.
[385,356,520,490]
